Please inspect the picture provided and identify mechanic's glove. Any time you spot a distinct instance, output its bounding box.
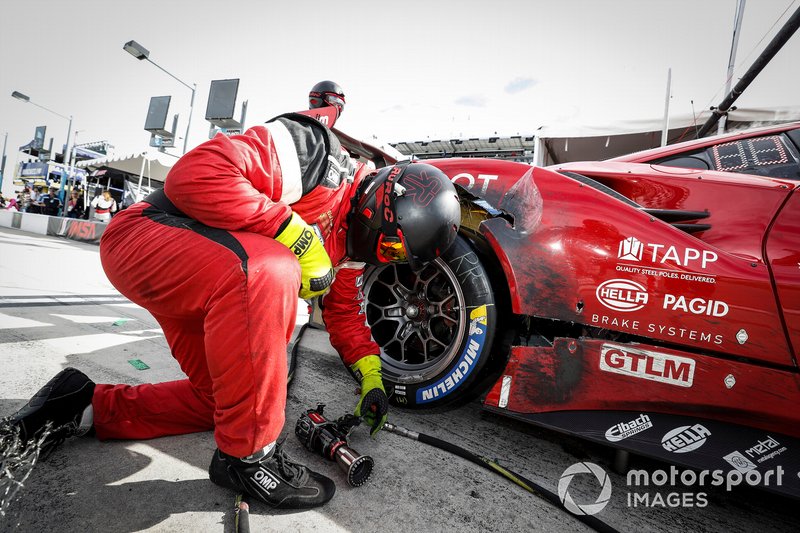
[274,212,334,299]
[351,355,389,437]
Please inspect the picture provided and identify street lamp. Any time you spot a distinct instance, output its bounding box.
[11,90,73,209]
[123,40,196,154]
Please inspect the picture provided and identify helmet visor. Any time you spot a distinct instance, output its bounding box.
[309,91,345,113]
[376,232,408,263]
[323,92,345,110]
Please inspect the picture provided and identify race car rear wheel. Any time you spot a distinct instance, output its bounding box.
[363,235,496,409]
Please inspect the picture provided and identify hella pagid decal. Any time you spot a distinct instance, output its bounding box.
[591,313,724,346]
[605,414,653,442]
[596,279,648,312]
[599,344,696,387]
[663,294,729,317]
[416,305,488,403]
[661,424,711,454]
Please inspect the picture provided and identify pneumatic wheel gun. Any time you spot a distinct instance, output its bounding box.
[295,404,374,487]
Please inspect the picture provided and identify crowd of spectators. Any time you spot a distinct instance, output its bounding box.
[1,184,117,222]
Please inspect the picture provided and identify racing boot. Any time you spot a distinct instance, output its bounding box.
[209,443,336,509]
[5,367,95,452]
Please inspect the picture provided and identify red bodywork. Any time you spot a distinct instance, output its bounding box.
[414,123,800,440]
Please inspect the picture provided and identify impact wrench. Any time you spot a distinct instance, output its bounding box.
[382,422,620,533]
[282,321,618,532]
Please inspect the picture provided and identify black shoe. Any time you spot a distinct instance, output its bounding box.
[6,367,95,451]
[209,444,336,509]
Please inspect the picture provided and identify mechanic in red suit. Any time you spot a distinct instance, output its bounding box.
[7,95,461,509]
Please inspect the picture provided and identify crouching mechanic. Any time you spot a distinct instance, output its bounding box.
[5,107,461,510]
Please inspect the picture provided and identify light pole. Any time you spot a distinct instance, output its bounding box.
[1,132,8,193]
[123,40,196,154]
[12,91,73,210]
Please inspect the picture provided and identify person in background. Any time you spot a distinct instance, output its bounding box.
[41,187,62,216]
[26,186,46,214]
[66,190,85,219]
[90,190,117,223]
[308,80,346,117]
[18,186,32,212]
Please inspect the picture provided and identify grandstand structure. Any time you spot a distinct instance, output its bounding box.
[389,108,800,166]
[391,136,537,164]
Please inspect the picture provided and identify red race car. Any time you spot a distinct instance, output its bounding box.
[335,121,800,499]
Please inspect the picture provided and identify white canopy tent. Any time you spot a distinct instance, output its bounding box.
[533,105,800,165]
[75,151,177,204]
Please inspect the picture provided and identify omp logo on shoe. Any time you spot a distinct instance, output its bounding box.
[605,414,653,442]
[723,451,758,473]
[596,279,648,312]
[558,462,612,516]
[252,467,280,494]
[661,424,711,454]
[417,305,488,403]
[600,344,695,387]
[290,229,315,257]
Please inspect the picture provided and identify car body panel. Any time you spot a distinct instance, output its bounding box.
[334,120,800,498]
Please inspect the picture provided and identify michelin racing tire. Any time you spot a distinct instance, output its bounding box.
[363,235,496,409]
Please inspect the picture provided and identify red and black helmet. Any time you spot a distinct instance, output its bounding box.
[309,80,346,117]
[346,162,461,270]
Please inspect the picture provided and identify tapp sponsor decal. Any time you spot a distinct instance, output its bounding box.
[605,414,653,442]
[599,344,695,387]
[618,237,718,270]
[417,305,488,403]
[595,279,648,312]
[661,424,711,453]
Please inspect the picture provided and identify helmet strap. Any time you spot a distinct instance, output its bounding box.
[380,160,411,240]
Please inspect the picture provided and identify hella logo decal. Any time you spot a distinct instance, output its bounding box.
[596,279,648,312]
[661,424,711,454]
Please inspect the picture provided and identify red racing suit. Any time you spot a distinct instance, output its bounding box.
[95,113,379,458]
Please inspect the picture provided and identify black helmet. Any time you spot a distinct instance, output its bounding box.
[309,80,346,117]
[347,162,461,270]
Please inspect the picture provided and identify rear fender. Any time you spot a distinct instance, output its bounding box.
[477,166,792,364]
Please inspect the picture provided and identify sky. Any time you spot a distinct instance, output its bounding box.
[1,0,799,193]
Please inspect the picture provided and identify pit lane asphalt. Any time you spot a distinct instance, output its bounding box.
[0,226,797,533]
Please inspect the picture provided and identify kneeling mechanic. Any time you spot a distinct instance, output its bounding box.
[6,105,461,509]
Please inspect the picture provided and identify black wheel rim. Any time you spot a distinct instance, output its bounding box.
[364,259,466,383]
